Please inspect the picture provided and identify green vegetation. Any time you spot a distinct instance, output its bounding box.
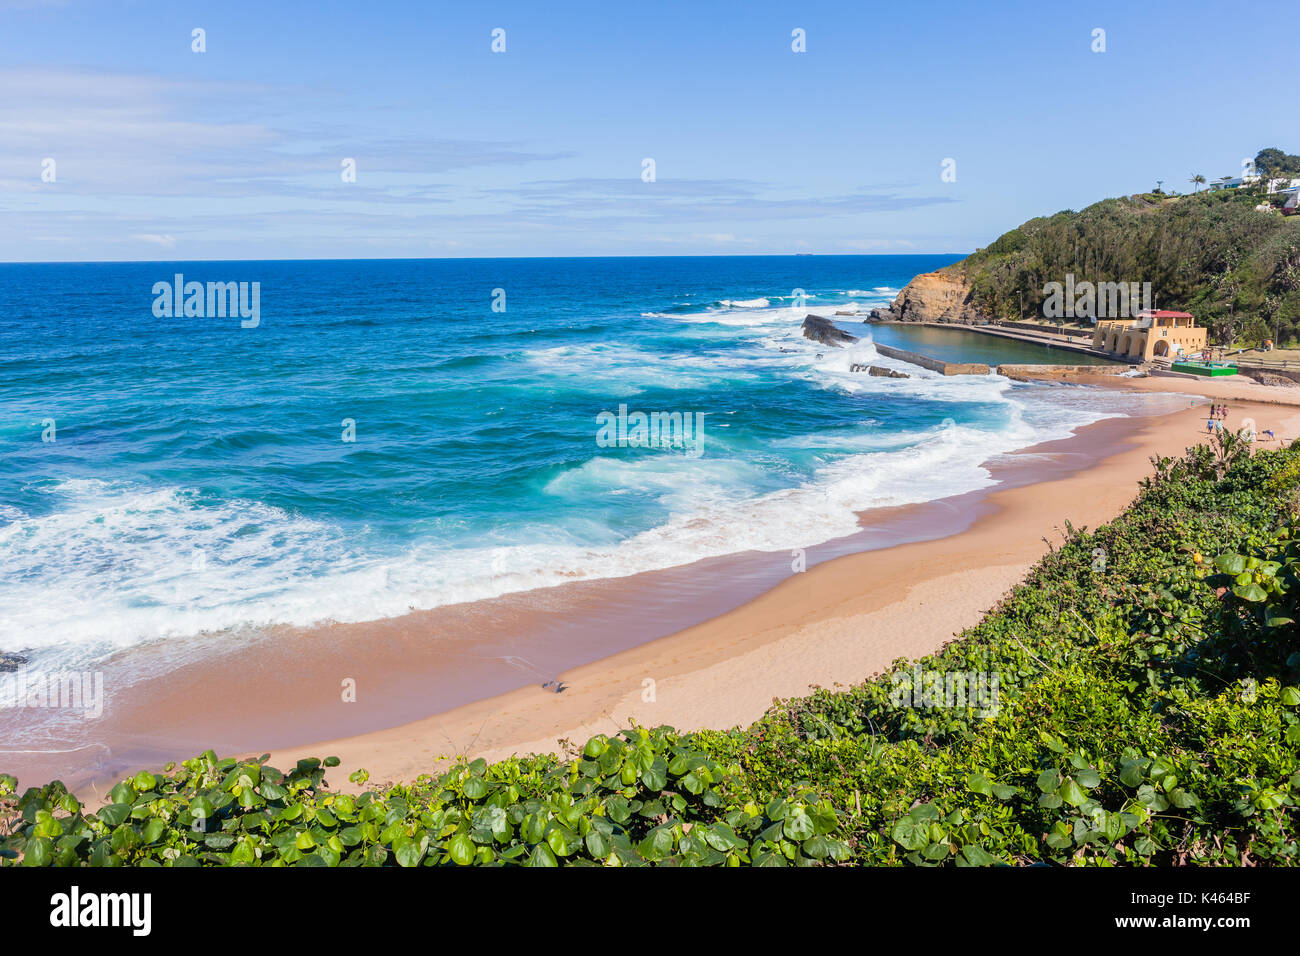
[1,730,848,867]
[4,435,1300,866]
[1254,147,1300,179]
[955,148,1300,347]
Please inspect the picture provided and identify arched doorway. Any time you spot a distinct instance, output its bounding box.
[1153,339,1169,357]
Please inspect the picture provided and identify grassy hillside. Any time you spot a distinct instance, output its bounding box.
[954,187,1300,347]
[5,434,1299,866]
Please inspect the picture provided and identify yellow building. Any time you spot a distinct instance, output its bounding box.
[1091,310,1207,361]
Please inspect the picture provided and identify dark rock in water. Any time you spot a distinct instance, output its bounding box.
[0,652,31,672]
[802,314,858,347]
[867,365,909,378]
[849,363,908,378]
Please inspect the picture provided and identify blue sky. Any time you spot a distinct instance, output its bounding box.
[3,0,1296,261]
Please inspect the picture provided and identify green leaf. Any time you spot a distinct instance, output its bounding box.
[1119,759,1145,788]
[141,818,167,845]
[546,826,577,857]
[960,844,997,866]
[802,834,832,859]
[445,833,475,866]
[23,836,53,867]
[1215,554,1247,575]
[1232,583,1268,602]
[96,803,132,827]
[524,843,558,867]
[783,808,815,842]
[641,760,667,792]
[891,817,929,852]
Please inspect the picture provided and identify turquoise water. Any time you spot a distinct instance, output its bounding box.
[867,323,1120,366]
[0,256,1161,667]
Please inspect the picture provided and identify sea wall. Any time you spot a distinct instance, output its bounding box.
[996,364,1133,383]
[874,342,989,376]
[1237,364,1300,386]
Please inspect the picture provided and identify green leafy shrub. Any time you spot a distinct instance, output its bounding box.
[0,727,848,867]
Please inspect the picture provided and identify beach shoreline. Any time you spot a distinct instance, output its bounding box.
[257,385,1300,791]
[15,376,1285,800]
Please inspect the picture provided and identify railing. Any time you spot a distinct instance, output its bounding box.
[1235,355,1296,369]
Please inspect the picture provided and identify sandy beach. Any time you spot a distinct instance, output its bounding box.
[241,379,1300,792]
[15,375,1294,802]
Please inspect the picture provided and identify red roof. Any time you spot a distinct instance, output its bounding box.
[1137,310,1194,318]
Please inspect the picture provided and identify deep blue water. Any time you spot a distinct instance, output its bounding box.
[0,255,1157,664]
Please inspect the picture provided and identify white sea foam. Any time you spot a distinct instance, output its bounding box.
[1,295,1183,663]
[0,382,1125,665]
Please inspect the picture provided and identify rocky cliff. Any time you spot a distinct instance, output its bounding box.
[867,271,987,325]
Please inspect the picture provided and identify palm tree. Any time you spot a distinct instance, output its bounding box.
[1190,174,1206,192]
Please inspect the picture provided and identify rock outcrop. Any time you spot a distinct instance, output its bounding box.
[861,365,909,378]
[801,314,858,346]
[866,271,987,325]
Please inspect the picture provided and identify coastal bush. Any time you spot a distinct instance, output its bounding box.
[0,726,848,867]
[4,439,1299,866]
[956,175,1300,346]
[690,437,1300,865]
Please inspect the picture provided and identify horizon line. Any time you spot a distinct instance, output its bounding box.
[0,251,970,266]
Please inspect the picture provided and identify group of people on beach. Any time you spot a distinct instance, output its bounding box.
[1205,404,1230,434]
[1204,403,1278,443]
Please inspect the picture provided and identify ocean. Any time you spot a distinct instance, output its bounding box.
[0,255,1162,673]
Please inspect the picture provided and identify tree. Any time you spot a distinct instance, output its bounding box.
[1190,174,1207,192]
[1255,147,1300,178]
